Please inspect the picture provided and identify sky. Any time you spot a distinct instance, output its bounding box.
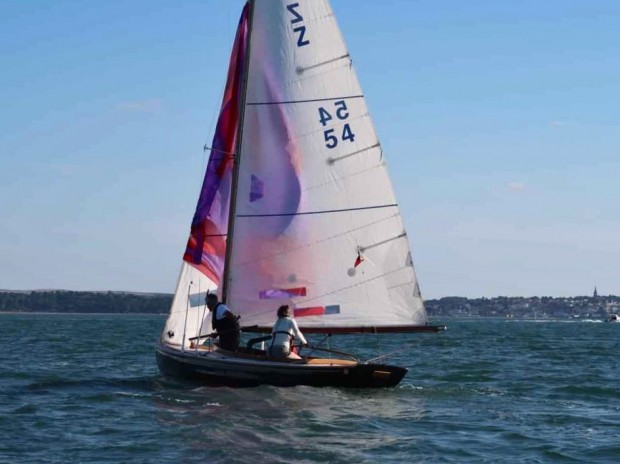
[1,0,619,299]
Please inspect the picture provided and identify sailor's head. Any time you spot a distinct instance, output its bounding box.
[206,293,219,311]
[277,305,290,318]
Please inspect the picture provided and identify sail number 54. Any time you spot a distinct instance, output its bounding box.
[318,100,356,149]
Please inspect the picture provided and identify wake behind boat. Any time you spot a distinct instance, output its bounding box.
[156,0,445,388]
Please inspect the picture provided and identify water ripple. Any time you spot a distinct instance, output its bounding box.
[1,315,619,463]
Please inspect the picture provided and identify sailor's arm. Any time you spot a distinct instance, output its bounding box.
[291,319,307,345]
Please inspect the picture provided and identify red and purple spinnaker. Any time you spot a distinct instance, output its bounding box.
[183,5,250,284]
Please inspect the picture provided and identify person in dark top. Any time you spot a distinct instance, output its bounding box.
[206,293,240,352]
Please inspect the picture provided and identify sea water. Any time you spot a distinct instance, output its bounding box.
[1,314,619,463]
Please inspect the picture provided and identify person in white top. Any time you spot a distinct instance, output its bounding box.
[268,305,307,359]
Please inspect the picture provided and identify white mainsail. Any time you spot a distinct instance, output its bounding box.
[225,0,427,331]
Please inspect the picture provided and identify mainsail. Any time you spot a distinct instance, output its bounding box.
[163,0,428,347]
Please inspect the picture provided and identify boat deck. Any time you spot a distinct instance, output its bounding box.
[179,342,358,366]
[305,358,357,366]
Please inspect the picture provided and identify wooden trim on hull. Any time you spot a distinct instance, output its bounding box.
[156,345,407,388]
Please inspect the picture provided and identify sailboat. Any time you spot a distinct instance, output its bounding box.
[156,0,445,388]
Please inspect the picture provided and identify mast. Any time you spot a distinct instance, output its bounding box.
[221,0,255,305]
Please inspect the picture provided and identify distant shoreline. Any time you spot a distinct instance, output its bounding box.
[1,290,618,319]
[0,311,167,315]
[0,312,607,323]
[0,291,172,315]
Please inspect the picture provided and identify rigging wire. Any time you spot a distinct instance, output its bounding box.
[365,338,421,364]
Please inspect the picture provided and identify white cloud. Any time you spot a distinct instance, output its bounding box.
[506,182,525,191]
[115,99,162,112]
[550,120,568,127]
[549,120,580,127]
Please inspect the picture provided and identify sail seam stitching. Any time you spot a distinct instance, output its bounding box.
[235,213,400,267]
[290,267,411,306]
[237,204,397,218]
[247,95,364,105]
